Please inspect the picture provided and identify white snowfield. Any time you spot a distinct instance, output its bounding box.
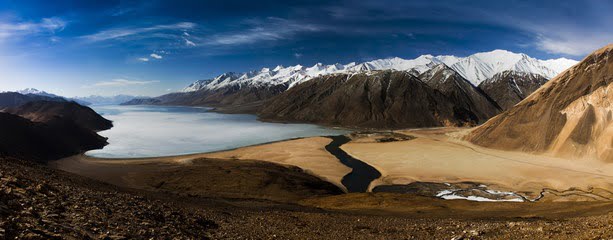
[181,49,578,92]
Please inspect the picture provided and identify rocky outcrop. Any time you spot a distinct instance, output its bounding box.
[478,70,548,110]
[259,70,480,129]
[466,44,613,162]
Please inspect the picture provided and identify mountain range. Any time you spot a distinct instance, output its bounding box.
[12,88,142,106]
[180,49,577,92]
[15,88,92,106]
[125,49,578,128]
[74,95,143,105]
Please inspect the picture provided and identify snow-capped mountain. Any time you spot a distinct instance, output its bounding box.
[17,88,62,98]
[449,50,576,85]
[14,88,91,106]
[181,50,577,92]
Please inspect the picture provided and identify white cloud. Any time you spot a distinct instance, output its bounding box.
[184,38,196,46]
[150,53,162,59]
[0,17,67,39]
[92,79,159,87]
[81,22,196,42]
[294,53,303,58]
[138,57,149,62]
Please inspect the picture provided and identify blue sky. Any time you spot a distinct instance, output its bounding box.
[0,0,610,97]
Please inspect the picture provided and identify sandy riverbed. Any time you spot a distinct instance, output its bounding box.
[342,128,613,201]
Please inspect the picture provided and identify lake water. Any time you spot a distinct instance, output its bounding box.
[85,105,350,158]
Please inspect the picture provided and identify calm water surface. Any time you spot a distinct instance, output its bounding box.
[86,105,350,158]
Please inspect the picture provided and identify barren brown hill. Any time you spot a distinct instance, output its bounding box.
[259,70,480,129]
[4,101,113,131]
[466,44,613,162]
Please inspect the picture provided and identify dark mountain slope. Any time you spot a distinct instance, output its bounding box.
[478,70,548,110]
[259,70,478,129]
[419,64,501,123]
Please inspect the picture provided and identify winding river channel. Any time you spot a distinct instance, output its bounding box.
[325,135,381,192]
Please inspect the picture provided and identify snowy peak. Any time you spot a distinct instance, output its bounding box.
[181,50,578,92]
[448,50,577,85]
[419,64,460,85]
[17,88,58,98]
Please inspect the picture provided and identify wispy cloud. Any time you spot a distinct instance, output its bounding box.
[207,17,322,46]
[92,79,159,87]
[81,22,196,42]
[0,17,66,39]
[137,57,149,62]
[527,29,613,57]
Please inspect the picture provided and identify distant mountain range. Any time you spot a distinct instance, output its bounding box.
[181,49,577,92]
[10,88,142,106]
[73,95,143,105]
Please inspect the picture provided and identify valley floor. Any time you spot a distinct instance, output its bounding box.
[41,127,613,238]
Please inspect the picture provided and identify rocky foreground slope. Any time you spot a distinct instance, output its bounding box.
[0,158,217,239]
[466,44,613,162]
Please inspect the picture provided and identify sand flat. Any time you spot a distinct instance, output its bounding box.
[202,137,351,191]
[342,129,613,196]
